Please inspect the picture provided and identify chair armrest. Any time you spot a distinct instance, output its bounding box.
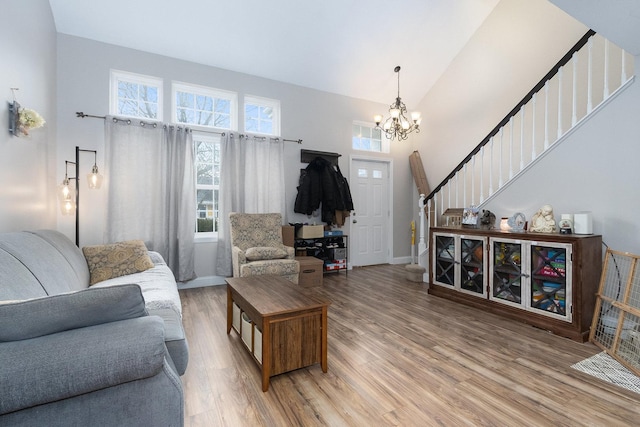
[0,316,166,415]
[284,245,295,259]
[147,250,166,265]
[0,284,147,342]
[232,246,247,277]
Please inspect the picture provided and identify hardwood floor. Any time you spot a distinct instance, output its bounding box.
[179,264,640,426]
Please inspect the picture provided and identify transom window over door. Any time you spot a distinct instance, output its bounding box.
[110,70,163,120]
[352,122,389,153]
[173,82,238,130]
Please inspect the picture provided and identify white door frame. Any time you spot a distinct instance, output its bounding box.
[349,154,394,266]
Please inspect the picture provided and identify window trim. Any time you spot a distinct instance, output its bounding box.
[172,81,238,131]
[109,69,163,121]
[244,95,281,136]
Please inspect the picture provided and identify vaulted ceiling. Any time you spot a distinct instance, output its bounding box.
[48,0,640,110]
[48,0,500,108]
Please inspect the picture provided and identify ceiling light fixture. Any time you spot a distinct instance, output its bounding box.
[374,66,421,141]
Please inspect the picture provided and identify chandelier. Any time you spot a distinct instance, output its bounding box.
[374,66,421,141]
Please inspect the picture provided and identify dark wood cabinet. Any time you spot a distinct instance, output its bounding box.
[430,227,602,342]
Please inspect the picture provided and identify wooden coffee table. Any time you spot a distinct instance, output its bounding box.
[226,275,330,391]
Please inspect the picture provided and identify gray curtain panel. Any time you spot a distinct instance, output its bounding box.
[104,117,196,281]
[215,133,286,276]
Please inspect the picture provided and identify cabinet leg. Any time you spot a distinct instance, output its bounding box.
[262,322,271,392]
[321,306,328,373]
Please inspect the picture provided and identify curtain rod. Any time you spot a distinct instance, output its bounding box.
[76,111,302,144]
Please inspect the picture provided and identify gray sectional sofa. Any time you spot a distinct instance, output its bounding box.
[0,230,187,426]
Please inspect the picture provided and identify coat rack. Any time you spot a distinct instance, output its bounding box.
[300,149,341,166]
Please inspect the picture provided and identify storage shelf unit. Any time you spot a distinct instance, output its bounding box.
[295,235,348,274]
[430,227,602,342]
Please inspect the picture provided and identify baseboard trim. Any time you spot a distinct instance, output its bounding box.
[178,275,227,289]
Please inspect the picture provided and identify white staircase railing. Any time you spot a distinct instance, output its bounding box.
[418,31,635,275]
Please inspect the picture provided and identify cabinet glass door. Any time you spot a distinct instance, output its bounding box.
[492,240,524,306]
[434,234,455,286]
[460,237,486,296]
[530,244,572,321]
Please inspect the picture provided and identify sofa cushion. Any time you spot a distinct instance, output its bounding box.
[0,232,85,296]
[92,256,182,317]
[0,316,166,415]
[0,249,49,301]
[245,246,288,261]
[83,240,154,285]
[29,229,91,287]
[240,258,300,278]
[0,284,147,342]
[149,307,189,375]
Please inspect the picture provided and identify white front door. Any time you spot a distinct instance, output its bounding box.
[350,158,391,266]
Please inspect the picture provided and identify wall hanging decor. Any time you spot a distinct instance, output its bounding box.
[8,88,45,136]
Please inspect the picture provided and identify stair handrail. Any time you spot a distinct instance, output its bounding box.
[424,29,596,203]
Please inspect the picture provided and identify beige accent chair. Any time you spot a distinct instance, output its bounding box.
[229,212,300,284]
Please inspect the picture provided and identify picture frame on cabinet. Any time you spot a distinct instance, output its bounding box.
[462,206,479,227]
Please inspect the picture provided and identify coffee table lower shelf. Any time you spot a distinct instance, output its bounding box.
[226,275,329,391]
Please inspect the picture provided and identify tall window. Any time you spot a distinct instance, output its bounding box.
[194,133,221,235]
[173,82,237,130]
[244,95,280,136]
[110,70,163,120]
[353,122,387,153]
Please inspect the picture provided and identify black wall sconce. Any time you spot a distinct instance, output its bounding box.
[8,100,20,136]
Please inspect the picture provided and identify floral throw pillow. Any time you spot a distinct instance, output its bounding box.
[83,240,155,285]
[245,246,288,261]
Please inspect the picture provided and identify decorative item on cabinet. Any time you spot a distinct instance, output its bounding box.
[573,212,593,234]
[507,212,527,232]
[530,204,556,233]
[461,206,479,227]
[559,214,573,234]
[442,208,463,226]
[479,210,496,229]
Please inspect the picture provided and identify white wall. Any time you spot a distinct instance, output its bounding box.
[484,67,640,254]
[0,0,57,232]
[56,34,417,280]
[414,0,588,188]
